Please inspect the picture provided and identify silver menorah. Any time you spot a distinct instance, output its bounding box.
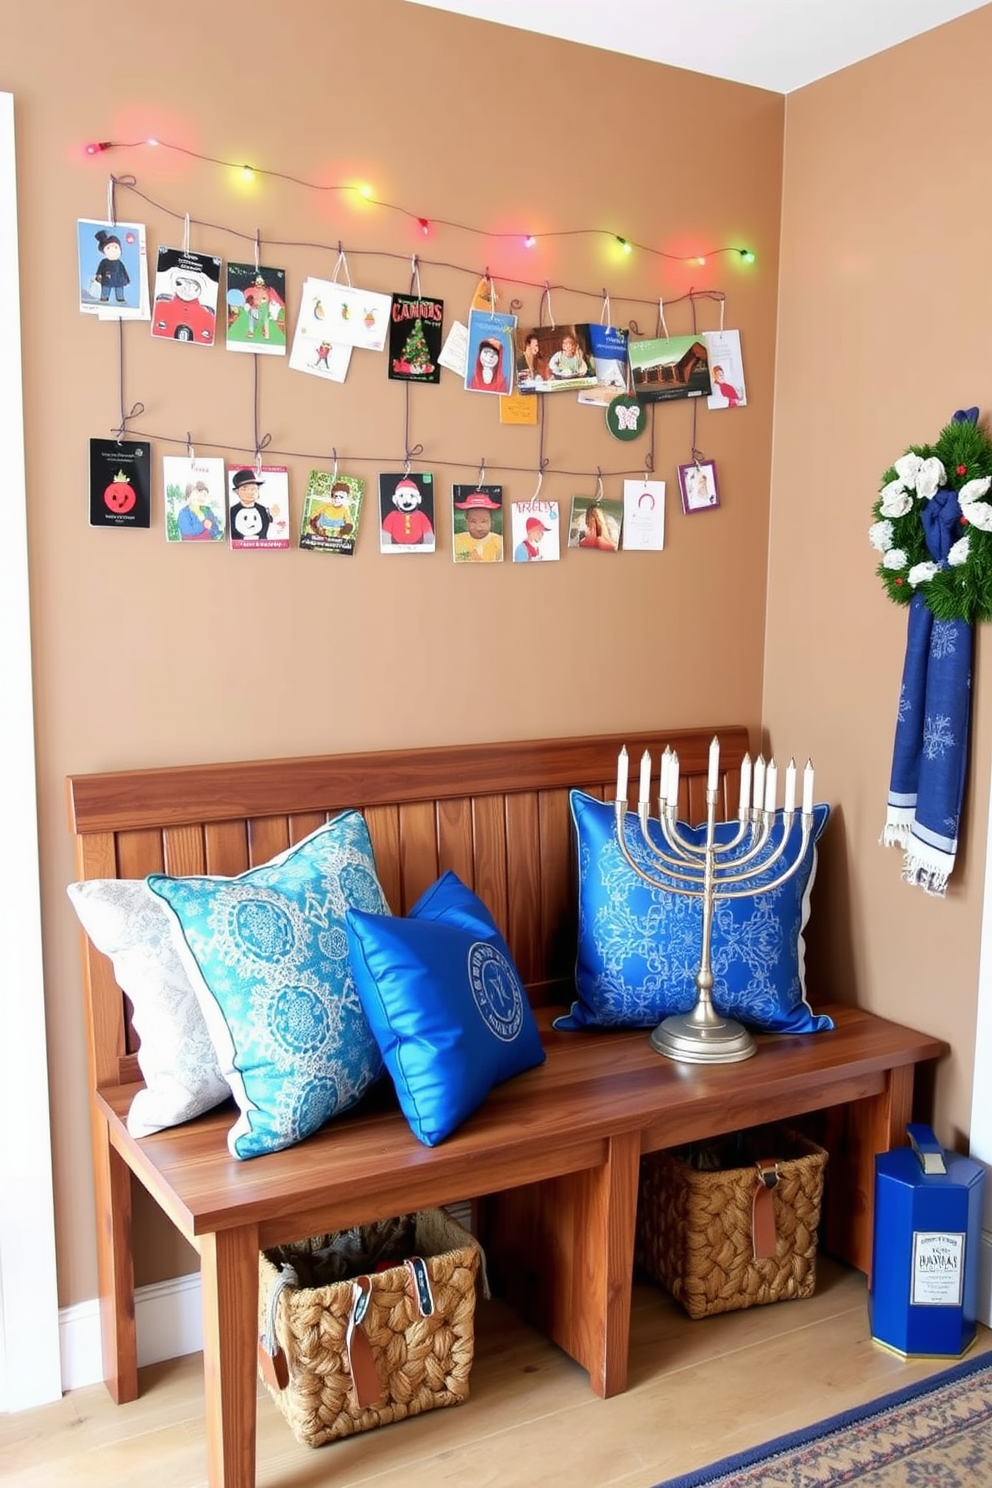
[614,736,815,1065]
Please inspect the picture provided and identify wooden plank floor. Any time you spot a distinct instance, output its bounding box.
[5,1259,991,1488]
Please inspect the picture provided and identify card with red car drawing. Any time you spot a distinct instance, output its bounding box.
[150,247,221,346]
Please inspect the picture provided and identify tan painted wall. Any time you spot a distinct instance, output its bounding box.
[5,2,783,1303]
[767,9,992,1149]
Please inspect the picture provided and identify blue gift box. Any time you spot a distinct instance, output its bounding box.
[869,1124,984,1358]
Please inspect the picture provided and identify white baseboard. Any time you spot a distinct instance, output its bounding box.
[978,1228,992,1328]
[60,1272,203,1393]
[58,1201,476,1394]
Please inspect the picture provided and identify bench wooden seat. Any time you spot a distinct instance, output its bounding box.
[66,727,944,1488]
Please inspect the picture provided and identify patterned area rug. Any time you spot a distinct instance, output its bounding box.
[655,1349,992,1487]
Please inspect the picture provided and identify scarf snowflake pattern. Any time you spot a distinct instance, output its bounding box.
[873,410,990,895]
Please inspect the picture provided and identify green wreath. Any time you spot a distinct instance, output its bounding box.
[869,409,992,623]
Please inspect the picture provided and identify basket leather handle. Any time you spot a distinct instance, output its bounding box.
[346,1276,385,1410]
[752,1160,780,1259]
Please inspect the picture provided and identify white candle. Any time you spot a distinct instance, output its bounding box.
[802,759,815,815]
[616,747,628,804]
[753,755,766,812]
[764,759,778,813]
[784,758,797,813]
[667,751,680,810]
[639,750,652,806]
[738,754,752,814]
[707,736,720,791]
[660,747,671,803]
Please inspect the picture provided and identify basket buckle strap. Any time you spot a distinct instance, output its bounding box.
[258,1261,294,1392]
[405,1256,434,1316]
[346,1275,385,1410]
[752,1159,780,1259]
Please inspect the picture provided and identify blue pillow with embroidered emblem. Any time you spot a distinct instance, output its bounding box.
[554,791,833,1036]
[345,871,546,1147]
[147,812,388,1160]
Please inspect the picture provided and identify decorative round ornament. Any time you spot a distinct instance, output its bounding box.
[869,407,992,623]
[606,393,644,442]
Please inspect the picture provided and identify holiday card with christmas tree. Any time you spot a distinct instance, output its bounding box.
[701,329,747,409]
[150,247,222,345]
[300,471,364,555]
[163,454,227,542]
[89,438,151,528]
[227,465,291,549]
[388,294,443,383]
[77,219,150,320]
[289,277,353,382]
[511,500,560,562]
[451,485,503,563]
[628,334,711,402]
[226,263,287,354]
[378,472,436,553]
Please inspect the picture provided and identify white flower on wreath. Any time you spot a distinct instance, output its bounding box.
[894,453,923,486]
[869,519,894,552]
[883,548,908,570]
[880,481,912,518]
[948,536,970,566]
[958,476,992,504]
[908,560,940,586]
[916,458,947,500]
[959,499,992,532]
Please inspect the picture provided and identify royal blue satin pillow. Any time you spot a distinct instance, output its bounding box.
[346,871,546,1147]
[555,791,833,1035]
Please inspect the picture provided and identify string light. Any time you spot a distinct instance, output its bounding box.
[84,138,756,267]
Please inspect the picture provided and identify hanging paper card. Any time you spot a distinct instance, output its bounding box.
[628,334,711,402]
[226,263,287,355]
[300,471,364,555]
[438,320,469,376]
[314,283,391,352]
[499,392,538,426]
[228,465,291,548]
[77,219,150,320]
[567,496,622,551]
[470,276,498,312]
[514,324,597,395]
[151,248,221,345]
[465,310,516,396]
[452,485,504,564]
[622,479,665,551]
[289,277,353,382]
[163,454,227,542]
[511,500,560,562]
[388,295,443,383]
[89,438,151,529]
[605,394,645,441]
[701,329,747,409]
[678,461,721,514]
[378,473,436,553]
[578,324,629,406]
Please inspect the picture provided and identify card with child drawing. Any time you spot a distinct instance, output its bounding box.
[163,454,227,542]
[300,471,364,555]
[451,484,504,564]
[226,263,287,355]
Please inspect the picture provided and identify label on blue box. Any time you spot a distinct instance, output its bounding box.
[911,1232,965,1306]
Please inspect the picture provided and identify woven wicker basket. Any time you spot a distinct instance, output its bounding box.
[258,1208,482,1447]
[636,1124,828,1320]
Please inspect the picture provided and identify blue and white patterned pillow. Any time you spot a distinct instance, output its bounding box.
[555,791,833,1036]
[147,812,387,1159]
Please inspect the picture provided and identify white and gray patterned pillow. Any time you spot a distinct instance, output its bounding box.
[66,879,230,1137]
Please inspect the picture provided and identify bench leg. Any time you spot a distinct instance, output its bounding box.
[199,1225,259,1488]
[92,1120,138,1404]
[822,1066,915,1278]
[479,1131,640,1398]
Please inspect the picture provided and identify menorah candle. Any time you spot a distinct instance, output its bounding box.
[667,751,680,809]
[616,747,628,803]
[764,760,778,812]
[753,755,766,811]
[660,747,672,803]
[738,754,752,814]
[784,759,797,813]
[802,759,815,815]
[639,750,652,806]
[707,736,720,791]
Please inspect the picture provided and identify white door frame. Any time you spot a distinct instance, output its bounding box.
[0,89,62,1411]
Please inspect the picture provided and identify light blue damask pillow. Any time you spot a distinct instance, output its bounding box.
[346,872,546,1147]
[555,791,833,1036]
[147,813,387,1160]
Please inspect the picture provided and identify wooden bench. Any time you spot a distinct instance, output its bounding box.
[66,726,944,1488]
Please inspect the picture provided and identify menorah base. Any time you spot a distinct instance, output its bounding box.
[649,1012,757,1064]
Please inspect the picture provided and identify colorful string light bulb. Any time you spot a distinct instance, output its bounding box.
[739,248,756,263]
[418,218,430,236]
[85,142,112,155]
[616,236,632,255]
[524,234,536,248]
